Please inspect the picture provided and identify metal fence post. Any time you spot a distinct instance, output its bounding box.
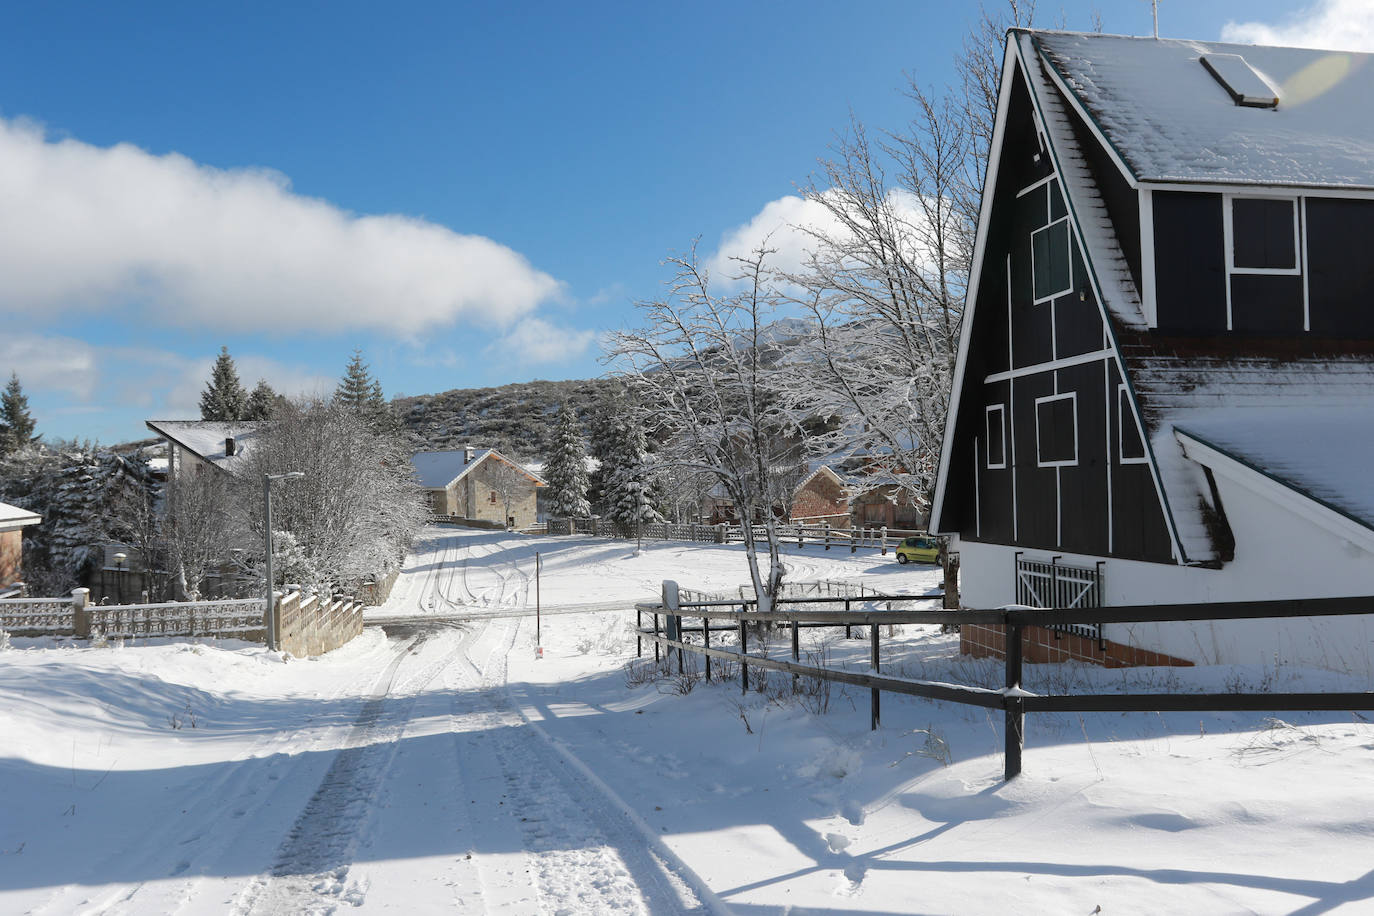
[844,598,852,640]
[1004,622,1024,780]
[653,611,661,663]
[870,623,881,730]
[636,607,642,658]
[880,526,887,555]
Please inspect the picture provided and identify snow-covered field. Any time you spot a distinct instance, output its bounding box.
[3,526,1374,914]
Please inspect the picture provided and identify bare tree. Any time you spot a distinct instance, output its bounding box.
[485,456,531,528]
[779,1,1039,512]
[607,242,800,613]
[166,469,242,600]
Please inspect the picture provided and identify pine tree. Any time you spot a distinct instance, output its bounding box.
[544,402,591,519]
[199,347,248,421]
[601,411,661,534]
[245,379,278,420]
[336,349,376,411]
[0,373,37,456]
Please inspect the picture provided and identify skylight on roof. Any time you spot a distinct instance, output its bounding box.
[1201,53,1280,109]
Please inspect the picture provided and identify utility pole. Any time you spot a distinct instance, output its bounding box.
[535,551,542,658]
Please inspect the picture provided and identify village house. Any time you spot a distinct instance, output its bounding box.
[0,501,41,597]
[930,31,1374,672]
[412,447,545,529]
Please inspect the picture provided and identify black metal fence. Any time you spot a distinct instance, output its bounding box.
[635,590,1374,781]
[1015,553,1103,642]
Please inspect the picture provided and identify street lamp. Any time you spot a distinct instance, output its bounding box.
[263,471,305,651]
[112,552,127,604]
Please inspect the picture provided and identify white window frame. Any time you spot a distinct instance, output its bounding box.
[1116,384,1149,465]
[1224,195,1300,276]
[1031,215,1074,305]
[1035,391,1079,468]
[985,403,1007,469]
[1222,193,1307,331]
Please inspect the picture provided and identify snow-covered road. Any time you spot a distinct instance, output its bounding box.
[9,527,1374,914]
[2,528,745,915]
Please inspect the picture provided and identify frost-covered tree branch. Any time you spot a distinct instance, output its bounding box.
[605,241,804,612]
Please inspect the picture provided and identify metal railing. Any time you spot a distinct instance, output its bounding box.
[1015,554,1104,642]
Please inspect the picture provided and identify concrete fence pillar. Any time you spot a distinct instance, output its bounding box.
[72,587,91,638]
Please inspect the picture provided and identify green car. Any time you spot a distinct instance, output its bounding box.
[895,535,939,565]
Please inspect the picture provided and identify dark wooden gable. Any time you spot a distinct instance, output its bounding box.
[937,52,1174,564]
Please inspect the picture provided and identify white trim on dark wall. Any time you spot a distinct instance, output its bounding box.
[1117,384,1150,465]
[1139,187,1157,327]
[1034,391,1079,468]
[986,404,1007,469]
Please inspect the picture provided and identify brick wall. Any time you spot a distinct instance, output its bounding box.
[792,474,848,525]
[962,623,1194,668]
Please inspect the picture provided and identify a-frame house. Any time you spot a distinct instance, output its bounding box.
[930,30,1374,672]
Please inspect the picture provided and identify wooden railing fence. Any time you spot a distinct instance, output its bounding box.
[547,518,930,554]
[637,582,1374,781]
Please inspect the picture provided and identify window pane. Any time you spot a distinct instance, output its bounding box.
[1118,387,1145,460]
[1233,198,1295,270]
[1032,220,1072,300]
[986,404,1006,468]
[1036,395,1078,465]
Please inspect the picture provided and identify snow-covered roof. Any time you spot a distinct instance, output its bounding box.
[0,501,40,530]
[1126,353,1374,559]
[1176,407,1374,534]
[1032,31,1374,189]
[144,420,265,474]
[411,449,547,490]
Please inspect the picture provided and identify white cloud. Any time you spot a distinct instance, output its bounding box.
[706,189,937,289]
[0,334,99,399]
[487,317,595,365]
[1222,0,1374,52]
[0,118,562,335]
[0,332,332,415]
[706,195,843,284]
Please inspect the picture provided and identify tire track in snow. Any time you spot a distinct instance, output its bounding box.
[450,616,719,915]
[233,625,477,915]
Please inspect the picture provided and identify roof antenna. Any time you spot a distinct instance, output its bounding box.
[1151,0,1160,39]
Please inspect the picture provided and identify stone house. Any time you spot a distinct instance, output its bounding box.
[412,447,546,529]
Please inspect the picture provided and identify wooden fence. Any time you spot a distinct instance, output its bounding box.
[636,583,1374,781]
[547,518,928,553]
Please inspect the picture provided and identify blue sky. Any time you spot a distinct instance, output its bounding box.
[0,0,1355,443]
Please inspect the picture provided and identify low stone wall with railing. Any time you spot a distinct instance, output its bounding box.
[0,586,363,658]
[0,588,266,640]
[275,590,364,658]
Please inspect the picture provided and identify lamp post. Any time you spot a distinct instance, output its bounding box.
[112,552,127,604]
[263,471,305,651]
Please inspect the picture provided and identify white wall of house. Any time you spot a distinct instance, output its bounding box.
[955,469,1374,677]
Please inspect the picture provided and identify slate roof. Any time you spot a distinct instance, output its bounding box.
[144,420,264,474]
[1032,31,1374,189]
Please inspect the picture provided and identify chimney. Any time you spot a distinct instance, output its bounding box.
[464,446,474,464]
[225,436,237,457]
